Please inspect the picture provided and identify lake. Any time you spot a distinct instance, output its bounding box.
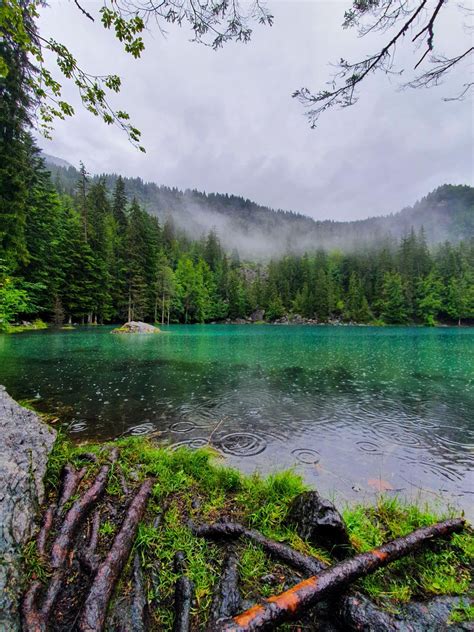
[1,325,473,517]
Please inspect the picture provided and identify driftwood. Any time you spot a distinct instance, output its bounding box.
[78,478,154,632]
[208,547,242,628]
[37,504,56,559]
[193,521,326,575]
[56,463,87,515]
[51,464,110,568]
[216,518,466,631]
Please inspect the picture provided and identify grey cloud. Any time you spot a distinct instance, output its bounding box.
[37,1,473,221]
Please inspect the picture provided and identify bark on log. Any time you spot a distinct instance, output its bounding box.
[37,504,56,559]
[51,465,110,568]
[22,581,44,632]
[193,521,326,575]
[216,518,465,631]
[173,576,194,632]
[56,464,87,515]
[80,510,101,573]
[130,553,148,632]
[78,478,154,632]
[208,547,242,628]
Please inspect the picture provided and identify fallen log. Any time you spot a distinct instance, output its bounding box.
[216,517,466,631]
[37,504,56,559]
[208,547,242,628]
[51,464,110,568]
[192,521,326,575]
[56,463,87,515]
[78,478,154,632]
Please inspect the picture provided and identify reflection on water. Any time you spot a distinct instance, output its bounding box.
[0,325,473,518]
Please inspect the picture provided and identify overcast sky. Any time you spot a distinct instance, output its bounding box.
[37,1,473,221]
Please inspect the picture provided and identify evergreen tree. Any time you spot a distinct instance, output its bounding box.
[380,272,408,324]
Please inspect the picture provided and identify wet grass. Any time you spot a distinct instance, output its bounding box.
[24,435,473,629]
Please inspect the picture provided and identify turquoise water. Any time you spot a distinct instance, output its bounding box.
[1,325,473,516]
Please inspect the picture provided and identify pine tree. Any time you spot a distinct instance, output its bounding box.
[380,272,408,324]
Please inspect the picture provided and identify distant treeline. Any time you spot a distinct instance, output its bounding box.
[49,161,474,258]
[1,142,473,328]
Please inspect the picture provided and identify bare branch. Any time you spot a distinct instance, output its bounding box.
[73,0,95,22]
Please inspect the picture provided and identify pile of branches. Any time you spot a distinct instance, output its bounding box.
[22,448,465,631]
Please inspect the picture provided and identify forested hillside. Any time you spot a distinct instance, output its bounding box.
[1,145,473,329]
[47,159,474,258]
[1,2,474,330]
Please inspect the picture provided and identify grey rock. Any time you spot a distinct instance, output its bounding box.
[340,592,473,631]
[287,491,351,556]
[249,309,265,322]
[0,386,56,632]
[112,321,160,334]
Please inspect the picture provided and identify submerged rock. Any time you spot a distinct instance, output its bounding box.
[112,321,160,334]
[340,592,473,631]
[287,491,351,556]
[0,386,56,631]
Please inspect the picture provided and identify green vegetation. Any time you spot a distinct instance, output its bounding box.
[25,435,473,629]
[1,12,473,329]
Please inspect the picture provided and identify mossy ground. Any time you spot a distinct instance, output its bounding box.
[23,434,473,629]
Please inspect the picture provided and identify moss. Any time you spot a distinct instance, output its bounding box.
[449,599,474,624]
[24,435,473,630]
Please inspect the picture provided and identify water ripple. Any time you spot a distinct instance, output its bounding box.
[215,432,266,456]
[291,448,320,464]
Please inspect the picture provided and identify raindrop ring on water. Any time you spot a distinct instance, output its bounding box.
[170,438,208,451]
[216,432,267,457]
[356,440,381,454]
[128,422,155,436]
[291,448,320,465]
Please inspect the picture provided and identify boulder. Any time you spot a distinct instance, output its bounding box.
[112,321,160,334]
[0,386,56,631]
[287,491,351,556]
[249,309,265,322]
[340,592,473,631]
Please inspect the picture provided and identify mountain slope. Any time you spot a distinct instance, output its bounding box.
[44,158,473,258]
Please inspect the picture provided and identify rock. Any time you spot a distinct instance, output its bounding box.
[249,309,265,322]
[112,321,160,334]
[340,592,473,631]
[290,314,305,324]
[0,386,56,631]
[287,491,351,556]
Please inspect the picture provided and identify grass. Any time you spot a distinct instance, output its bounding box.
[2,318,48,334]
[23,435,473,629]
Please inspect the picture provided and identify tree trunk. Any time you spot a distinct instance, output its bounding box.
[162,292,165,325]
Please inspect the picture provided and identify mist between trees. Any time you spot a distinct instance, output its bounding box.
[1,140,473,329]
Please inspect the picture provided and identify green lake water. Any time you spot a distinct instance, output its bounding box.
[1,325,473,517]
